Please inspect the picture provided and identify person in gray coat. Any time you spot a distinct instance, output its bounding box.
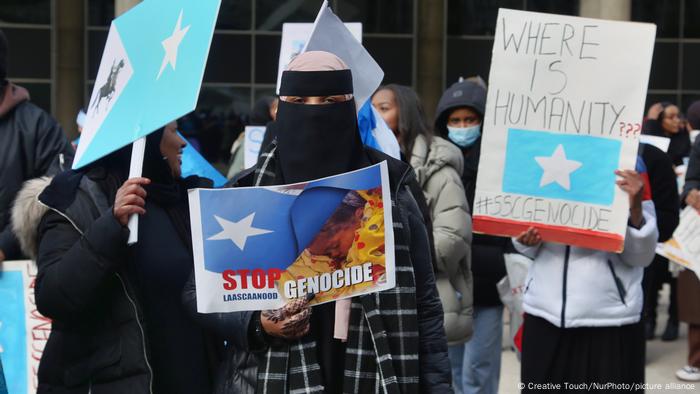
[372,84,474,376]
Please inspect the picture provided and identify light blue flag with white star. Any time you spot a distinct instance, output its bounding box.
[73,0,221,169]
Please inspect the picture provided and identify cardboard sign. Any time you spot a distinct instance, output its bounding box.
[661,207,700,276]
[472,9,656,252]
[0,261,51,394]
[189,163,395,313]
[276,21,361,95]
[74,0,221,169]
[243,126,266,169]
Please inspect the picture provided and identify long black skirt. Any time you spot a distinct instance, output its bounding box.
[521,314,645,393]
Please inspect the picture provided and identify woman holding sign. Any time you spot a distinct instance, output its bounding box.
[13,124,216,394]
[184,51,451,394]
[514,162,658,389]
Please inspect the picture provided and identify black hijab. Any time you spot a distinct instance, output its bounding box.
[275,69,368,184]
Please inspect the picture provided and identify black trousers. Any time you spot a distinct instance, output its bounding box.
[521,314,645,393]
[642,255,678,324]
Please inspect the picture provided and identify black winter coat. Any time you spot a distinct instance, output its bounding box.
[639,143,679,241]
[462,140,508,307]
[0,84,73,260]
[184,148,452,393]
[31,171,213,394]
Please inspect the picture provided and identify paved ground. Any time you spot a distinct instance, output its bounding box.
[498,284,698,393]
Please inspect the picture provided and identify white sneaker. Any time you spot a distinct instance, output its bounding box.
[676,365,700,381]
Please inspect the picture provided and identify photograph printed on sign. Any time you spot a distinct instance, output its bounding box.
[472,8,656,252]
[188,162,395,313]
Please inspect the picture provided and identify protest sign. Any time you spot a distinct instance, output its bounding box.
[472,9,656,252]
[74,0,220,169]
[660,207,700,276]
[189,162,395,313]
[243,126,266,169]
[0,261,50,394]
[276,21,361,95]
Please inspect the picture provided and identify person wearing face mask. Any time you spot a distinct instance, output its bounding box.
[372,83,474,366]
[184,51,451,394]
[11,123,217,394]
[434,77,508,394]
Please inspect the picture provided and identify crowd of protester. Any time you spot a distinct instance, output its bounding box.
[2,23,700,394]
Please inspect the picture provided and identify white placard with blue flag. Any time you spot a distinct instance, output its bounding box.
[189,162,395,313]
[472,9,655,252]
[0,261,50,394]
[73,0,221,169]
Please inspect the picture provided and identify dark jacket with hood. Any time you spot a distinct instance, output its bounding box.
[434,80,508,307]
[11,136,214,394]
[0,82,73,260]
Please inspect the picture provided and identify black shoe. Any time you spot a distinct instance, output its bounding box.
[645,320,655,340]
[661,320,679,341]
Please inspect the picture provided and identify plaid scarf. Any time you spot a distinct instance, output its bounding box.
[251,143,420,394]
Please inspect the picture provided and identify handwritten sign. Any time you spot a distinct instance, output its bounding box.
[0,261,51,394]
[472,9,656,252]
[663,207,700,274]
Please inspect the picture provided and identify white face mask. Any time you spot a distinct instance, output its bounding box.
[447,124,481,148]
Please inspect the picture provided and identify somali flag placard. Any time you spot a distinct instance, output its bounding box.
[189,162,395,313]
[503,129,621,206]
[74,0,221,169]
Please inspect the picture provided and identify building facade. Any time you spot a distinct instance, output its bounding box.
[1,0,698,139]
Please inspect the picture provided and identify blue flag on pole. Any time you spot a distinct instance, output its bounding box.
[502,129,622,205]
[73,0,221,169]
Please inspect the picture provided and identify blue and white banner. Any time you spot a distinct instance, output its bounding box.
[73,0,221,169]
[472,9,656,252]
[0,261,51,394]
[179,132,226,187]
[188,162,395,313]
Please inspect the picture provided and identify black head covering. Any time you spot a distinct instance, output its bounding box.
[275,69,367,184]
[433,80,487,138]
[0,29,7,83]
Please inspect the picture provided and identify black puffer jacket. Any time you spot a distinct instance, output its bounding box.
[184,148,452,393]
[15,168,214,394]
[0,82,73,260]
[435,80,508,307]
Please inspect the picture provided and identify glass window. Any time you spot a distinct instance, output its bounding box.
[648,42,678,90]
[0,0,51,25]
[87,29,109,80]
[631,0,680,38]
[682,43,700,90]
[255,0,321,31]
[445,38,494,85]
[217,0,252,30]
[24,83,51,113]
[525,0,579,15]
[365,37,413,85]
[203,34,251,83]
[645,94,677,111]
[684,0,700,38]
[255,35,281,84]
[681,95,700,114]
[198,86,251,117]
[447,0,523,36]
[3,28,51,79]
[254,87,277,103]
[88,0,114,27]
[336,0,414,34]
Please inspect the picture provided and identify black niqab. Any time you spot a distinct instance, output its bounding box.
[275,70,368,184]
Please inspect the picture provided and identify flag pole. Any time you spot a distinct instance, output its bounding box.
[127,136,146,245]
